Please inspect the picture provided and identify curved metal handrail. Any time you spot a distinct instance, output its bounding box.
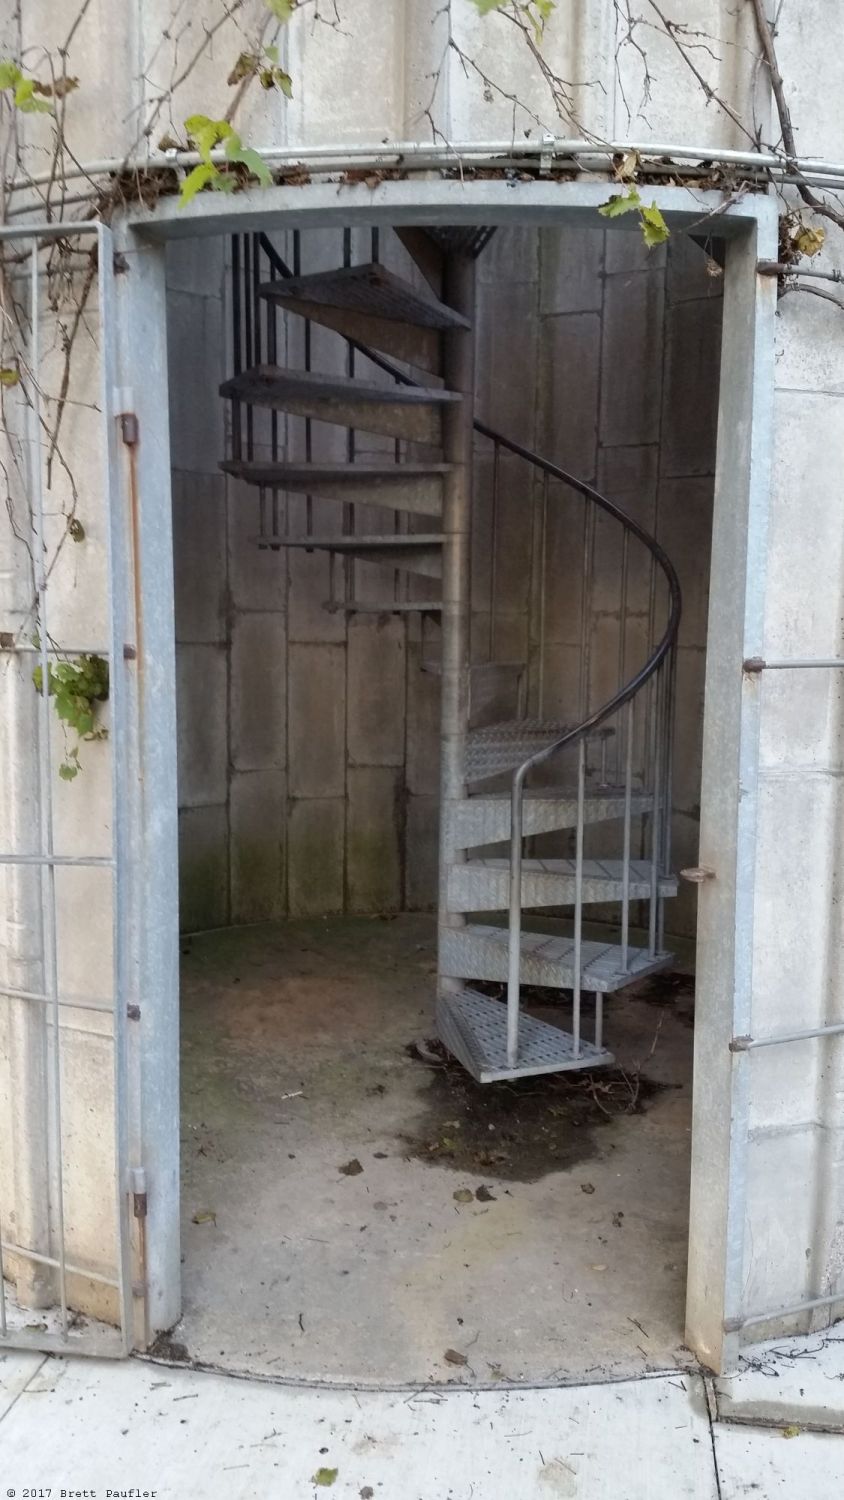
[248,231,683,1068]
[472,422,682,1068]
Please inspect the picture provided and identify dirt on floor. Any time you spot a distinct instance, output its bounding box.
[175,916,696,1387]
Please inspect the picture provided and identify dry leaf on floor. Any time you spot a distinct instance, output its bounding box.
[475,1184,496,1202]
[313,1467,339,1486]
[339,1159,363,1176]
[444,1348,468,1366]
[191,1210,216,1225]
[581,1183,595,1194]
[453,1188,474,1203]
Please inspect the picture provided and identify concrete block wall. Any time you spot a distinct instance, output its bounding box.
[170,225,721,933]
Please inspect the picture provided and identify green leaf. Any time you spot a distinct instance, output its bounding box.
[59,761,79,782]
[13,77,51,113]
[184,113,233,162]
[312,1470,338,1488]
[179,162,219,206]
[265,44,280,63]
[0,60,22,89]
[640,201,670,247]
[599,188,642,219]
[471,0,508,12]
[226,136,273,186]
[266,0,297,18]
[0,367,19,386]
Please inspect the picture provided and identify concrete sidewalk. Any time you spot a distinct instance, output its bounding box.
[1,1335,843,1498]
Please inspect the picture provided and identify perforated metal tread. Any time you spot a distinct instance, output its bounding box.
[259,263,472,331]
[222,460,449,516]
[465,719,575,781]
[447,858,678,912]
[449,789,653,847]
[220,366,460,408]
[437,987,614,1083]
[440,923,672,992]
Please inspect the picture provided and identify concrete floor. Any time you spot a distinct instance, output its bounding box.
[175,915,695,1386]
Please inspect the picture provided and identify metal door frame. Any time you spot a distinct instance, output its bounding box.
[0,221,135,1356]
[3,182,791,1367]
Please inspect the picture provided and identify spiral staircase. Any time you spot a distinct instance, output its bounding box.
[220,227,681,1084]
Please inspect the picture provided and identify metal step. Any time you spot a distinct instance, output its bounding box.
[448,859,678,913]
[219,366,460,445]
[259,263,470,375]
[449,790,653,849]
[324,598,442,614]
[440,923,672,992]
[465,719,578,782]
[253,533,443,578]
[437,987,614,1084]
[222,460,448,518]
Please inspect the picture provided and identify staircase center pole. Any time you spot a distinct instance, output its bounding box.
[437,250,476,1002]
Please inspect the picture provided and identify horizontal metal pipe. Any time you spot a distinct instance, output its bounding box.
[0,985,113,1015]
[0,642,112,656]
[731,1021,844,1050]
[745,657,844,671]
[726,1287,844,1333]
[0,853,114,867]
[9,136,844,195]
[0,1239,120,1289]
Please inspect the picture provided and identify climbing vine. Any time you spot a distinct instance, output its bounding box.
[0,0,841,781]
[32,652,109,781]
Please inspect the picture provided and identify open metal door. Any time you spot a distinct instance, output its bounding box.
[0,222,136,1356]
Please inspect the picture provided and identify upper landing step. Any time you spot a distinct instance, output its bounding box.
[220,365,459,445]
[259,263,471,374]
[221,460,449,518]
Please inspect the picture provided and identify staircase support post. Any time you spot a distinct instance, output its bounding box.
[437,251,476,1002]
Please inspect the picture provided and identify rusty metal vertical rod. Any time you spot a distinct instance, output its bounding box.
[230,235,242,462]
[621,698,634,974]
[573,737,585,1059]
[30,246,69,1335]
[243,234,253,463]
[438,251,475,1016]
[648,660,664,957]
[616,526,629,781]
[537,468,548,720]
[489,438,500,662]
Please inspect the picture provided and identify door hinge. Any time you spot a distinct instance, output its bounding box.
[130,1165,148,1219]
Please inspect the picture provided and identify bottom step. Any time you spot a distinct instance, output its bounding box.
[437,987,614,1084]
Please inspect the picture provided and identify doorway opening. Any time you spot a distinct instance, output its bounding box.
[165,218,721,1384]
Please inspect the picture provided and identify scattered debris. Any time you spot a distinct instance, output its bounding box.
[443,1348,468,1367]
[782,1425,801,1439]
[192,1210,217,1225]
[339,1159,364,1177]
[453,1188,474,1204]
[148,1331,191,1364]
[475,1184,496,1202]
[612,1211,624,1229]
[581,1182,595,1195]
[405,1046,668,1182]
[279,1090,304,1101]
[360,1489,375,1499]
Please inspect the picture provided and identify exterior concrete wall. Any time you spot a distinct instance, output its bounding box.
[169,226,720,932]
[3,0,844,1365]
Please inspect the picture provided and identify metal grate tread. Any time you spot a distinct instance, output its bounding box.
[259,262,472,331]
[222,460,452,486]
[324,599,442,614]
[437,987,614,1083]
[467,856,665,878]
[465,718,573,780]
[220,365,462,407]
[441,923,673,992]
[256,533,444,550]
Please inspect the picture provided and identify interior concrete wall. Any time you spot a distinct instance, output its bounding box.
[168,225,721,934]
